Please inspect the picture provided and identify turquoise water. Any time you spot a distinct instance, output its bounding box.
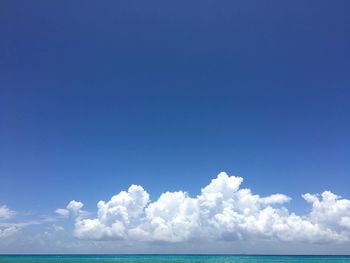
[0,256,349,263]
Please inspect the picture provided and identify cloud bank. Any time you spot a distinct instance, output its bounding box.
[58,172,350,244]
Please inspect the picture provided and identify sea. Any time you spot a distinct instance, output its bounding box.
[0,255,349,263]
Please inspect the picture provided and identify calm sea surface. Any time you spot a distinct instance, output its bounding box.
[0,256,349,263]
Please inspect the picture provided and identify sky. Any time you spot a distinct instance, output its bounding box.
[0,0,350,254]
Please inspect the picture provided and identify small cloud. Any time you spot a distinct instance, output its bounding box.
[53,224,65,232]
[0,205,15,219]
[56,200,85,220]
[56,208,69,218]
[260,193,291,205]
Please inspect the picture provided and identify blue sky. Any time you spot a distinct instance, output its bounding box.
[0,0,350,254]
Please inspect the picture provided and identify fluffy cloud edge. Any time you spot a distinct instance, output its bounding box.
[57,172,350,244]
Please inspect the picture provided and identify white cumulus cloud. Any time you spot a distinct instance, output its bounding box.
[58,172,350,244]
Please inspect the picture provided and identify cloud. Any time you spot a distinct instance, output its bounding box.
[0,204,61,241]
[55,208,70,218]
[0,205,18,239]
[0,205,15,219]
[259,194,291,205]
[0,226,19,239]
[302,191,350,236]
[58,172,350,244]
[56,200,84,219]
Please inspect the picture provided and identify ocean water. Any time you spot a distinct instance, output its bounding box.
[0,255,349,263]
